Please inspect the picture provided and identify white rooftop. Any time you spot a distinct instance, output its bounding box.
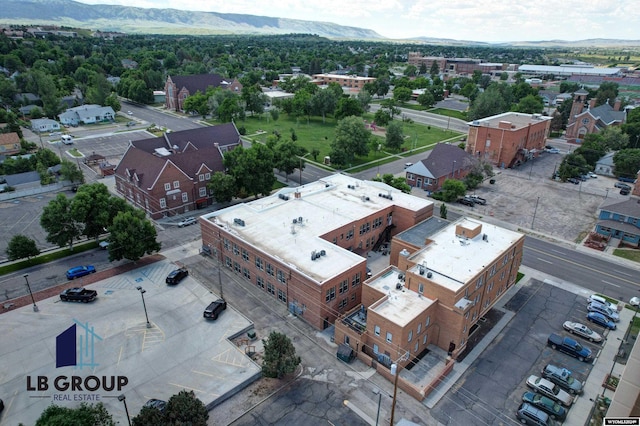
[201,174,432,284]
[367,267,434,327]
[406,217,523,293]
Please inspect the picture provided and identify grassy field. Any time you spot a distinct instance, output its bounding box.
[613,248,640,263]
[235,113,463,169]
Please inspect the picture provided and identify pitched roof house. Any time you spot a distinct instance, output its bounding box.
[114,123,241,219]
[565,90,627,143]
[58,104,115,126]
[164,74,243,112]
[595,198,640,247]
[405,143,475,192]
[0,132,21,156]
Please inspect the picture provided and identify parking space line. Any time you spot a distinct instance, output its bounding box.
[167,382,218,397]
[191,370,242,384]
[211,348,252,367]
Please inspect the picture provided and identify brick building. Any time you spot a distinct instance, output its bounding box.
[407,53,504,76]
[334,215,524,384]
[466,112,552,168]
[565,89,627,143]
[164,74,243,112]
[311,73,376,93]
[114,124,241,219]
[405,143,475,192]
[199,174,434,330]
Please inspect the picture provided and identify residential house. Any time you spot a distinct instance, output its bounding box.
[30,118,61,134]
[199,174,434,331]
[595,152,616,177]
[164,74,243,112]
[595,198,640,248]
[466,112,552,168]
[405,143,475,193]
[565,89,627,143]
[114,123,241,219]
[0,132,21,156]
[58,104,115,126]
[334,215,524,400]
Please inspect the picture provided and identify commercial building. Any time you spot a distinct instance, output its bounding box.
[466,112,552,168]
[311,73,376,93]
[407,53,504,76]
[199,174,433,330]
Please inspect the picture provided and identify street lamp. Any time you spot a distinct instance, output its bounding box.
[373,388,382,426]
[118,394,132,426]
[451,160,456,178]
[23,274,38,312]
[135,286,151,328]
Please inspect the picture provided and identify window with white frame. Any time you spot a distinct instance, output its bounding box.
[374,325,380,336]
[425,316,430,327]
[159,198,166,208]
[277,270,286,284]
[418,283,424,294]
[417,323,422,334]
[199,174,205,181]
[414,342,419,353]
[373,344,379,354]
[181,192,188,202]
[408,330,413,342]
[164,183,171,191]
[423,334,427,344]
[386,332,393,343]
[205,173,211,179]
[173,181,180,189]
[199,187,207,197]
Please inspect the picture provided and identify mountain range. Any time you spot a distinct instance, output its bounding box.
[2,0,640,47]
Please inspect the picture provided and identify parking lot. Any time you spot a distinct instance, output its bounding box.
[0,260,261,425]
[430,276,628,425]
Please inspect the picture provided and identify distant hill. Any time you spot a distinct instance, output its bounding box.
[2,0,640,47]
[0,0,383,39]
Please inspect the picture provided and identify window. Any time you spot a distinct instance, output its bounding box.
[267,283,275,295]
[241,249,249,261]
[277,270,286,284]
[199,187,207,197]
[233,244,240,255]
[223,238,230,250]
[255,257,264,271]
[374,325,380,336]
[173,181,180,189]
[489,264,497,277]
[425,316,430,327]
[159,198,166,208]
[418,283,424,294]
[242,268,250,279]
[373,344,379,354]
[225,256,232,268]
[199,174,205,182]
[338,298,348,309]
[205,173,211,180]
[339,279,348,294]
[352,272,361,287]
[164,183,171,191]
[423,334,427,344]
[351,293,356,301]
[266,263,274,276]
[408,330,413,342]
[386,332,393,343]
[182,192,188,203]
[476,275,484,289]
[233,262,241,273]
[325,286,336,303]
[256,276,265,289]
[346,229,354,240]
[414,342,419,353]
[277,289,287,303]
[417,323,422,334]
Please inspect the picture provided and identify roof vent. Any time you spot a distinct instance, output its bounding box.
[427,271,433,278]
[419,266,425,275]
[233,218,245,226]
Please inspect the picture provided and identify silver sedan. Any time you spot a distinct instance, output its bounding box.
[562,321,603,343]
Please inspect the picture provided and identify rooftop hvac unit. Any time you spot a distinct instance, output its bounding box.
[483,233,488,242]
[293,218,298,224]
[320,250,326,256]
[419,266,425,275]
[233,218,245,226]
[311,251,316,261]
[298,216,303,223]
[427,271,433,278]
[396,283,402,290]
[398,274,405,281]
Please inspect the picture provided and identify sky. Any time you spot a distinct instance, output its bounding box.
[74,0,640,43]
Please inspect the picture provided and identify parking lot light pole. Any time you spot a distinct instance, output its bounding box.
[118,394,131,426]
[135,286,151,328]
[373,388,382,426]
[23,274,38,312]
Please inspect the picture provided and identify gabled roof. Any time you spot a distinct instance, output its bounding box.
[596,152,615,166]
[406,143,475,179]
[0,132,20,145]
[600,198,640,218]
[588,103,626,125]
[169,74,225,94]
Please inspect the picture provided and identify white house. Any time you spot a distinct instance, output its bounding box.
[30,118,61,133]
[58,104,115,126]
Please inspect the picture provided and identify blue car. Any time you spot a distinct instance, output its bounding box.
[587,312,616,330]
[66,265,96,280]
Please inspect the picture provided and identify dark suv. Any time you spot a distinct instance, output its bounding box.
[166,267,188,285]
[204,299,227,320]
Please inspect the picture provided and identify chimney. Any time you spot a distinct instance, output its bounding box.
[294,191,301,199]
[589,98,597,109]
[614,99,621,111]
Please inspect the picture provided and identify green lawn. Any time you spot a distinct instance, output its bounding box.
[234,114,463,170]
[613,249,640,263]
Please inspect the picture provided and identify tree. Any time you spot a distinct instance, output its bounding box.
[379,98,400,120]
[373,109,391,126]
[273,139,306,181]
[165,390,209,425]
[329,116,371,166]
[429,61,439,77]
[575,136,606,167]
[35,402,115,426]
[467,85,510,120]
[107,209,161,262]
[310,89,337,123]
[440,179,467,202]
[439,203,447,219]
[392,86,412,104]
[334,97,364,120]
[225,144,276,198]
[262,331,301,379]
[385,121,404,151]
[516,94,544,114]
[417,91,435,109]
[60,159,84,184]
[182,91,209,117]
[40,193,83,249]
[71,183,112,241]
[599,126,629,151]
[558,153,589,181]
[6,234,39,261]
[613,148,640,179]
[207,172,237,203]
[356,89,372,112]
[372,173,411,193]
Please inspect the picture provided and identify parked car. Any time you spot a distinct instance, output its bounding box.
[178,217,197,227]
[614,182,631,189]
[545,148,560,154]
[61,135,73,145]
[587,312,617,330]
[587,172,597,178]
[457,196,475,207]
[143,399,167,412]
[516,402,552,426]
[630,296,640,307]
[469,195,487,205]
[166,267,188,285]
[587,294,617,311]
[203,299,227,320]
[66,265,96,280]
[562,321,603,343]
[618,176,636,183]
[60,287,98,303]
[404,162,413,169]
[620,187,631,195]
[587,301,619,322]
[541,364,584,395]
[98,241,110,250]
[522,391,567,421]
[526,375,573,407]
[566,177,580,184]
[127,110,133,115]
[547,333,592,362]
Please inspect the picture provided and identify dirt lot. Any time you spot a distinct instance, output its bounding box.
[416,149,629,245]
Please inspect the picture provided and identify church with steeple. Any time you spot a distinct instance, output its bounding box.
[565,88,627,143]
